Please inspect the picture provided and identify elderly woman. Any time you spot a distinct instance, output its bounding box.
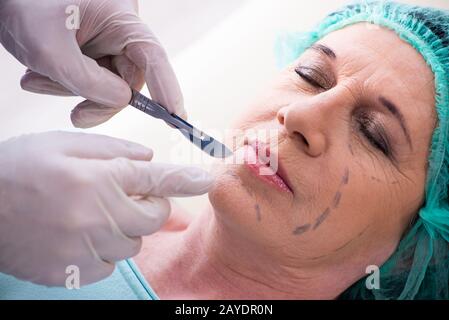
[1,1,448,300]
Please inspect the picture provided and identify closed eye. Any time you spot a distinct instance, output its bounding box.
[356,111,392,158]
[295,66,326,90]
[295,65,334,90]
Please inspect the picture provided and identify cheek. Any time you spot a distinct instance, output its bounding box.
[208,164,259,232]
[297,171,414,259]
[280,155,392,245]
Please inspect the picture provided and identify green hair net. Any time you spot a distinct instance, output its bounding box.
[275,1,449,299]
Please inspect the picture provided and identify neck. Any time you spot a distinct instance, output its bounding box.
[136,204,355,300]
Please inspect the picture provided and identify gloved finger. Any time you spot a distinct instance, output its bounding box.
[77,8,185,119]
[61,132,153,161]
[125,42,187,120]
[77,259,115,287]
[89,224,143,263]
[106,159,214,197]
[102,191,171,237]
[75,4,185,119]
[50,49,133,114]
[20,55,125,99]
[76,234,116,286]
[113,55,146,90]
[20,69,75,96]
[133,197,171,234]
[71,100,124,129]
[71,55,145,128]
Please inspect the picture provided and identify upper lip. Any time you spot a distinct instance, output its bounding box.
[245,139,294,193]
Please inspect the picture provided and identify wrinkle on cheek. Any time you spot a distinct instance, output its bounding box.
[368,178,406,222]
[359,136,413,187]
[332,225,370,253]
[369,164,409,205]
[358,146,398,186]
[309,224,370,261]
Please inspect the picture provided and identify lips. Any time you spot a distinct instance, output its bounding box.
[243,139,293,194]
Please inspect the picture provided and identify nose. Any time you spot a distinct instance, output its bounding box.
[277,102,329,158]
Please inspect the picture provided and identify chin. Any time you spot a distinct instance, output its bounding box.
[208,164,254,230]
[208,163,287,244]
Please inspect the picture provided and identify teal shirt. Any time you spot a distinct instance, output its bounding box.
[0,259,159,300]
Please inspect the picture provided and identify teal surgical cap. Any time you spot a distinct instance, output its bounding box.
[276,1,449,299]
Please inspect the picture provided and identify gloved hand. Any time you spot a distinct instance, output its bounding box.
[0,0,185,128]
[0,131,213,286]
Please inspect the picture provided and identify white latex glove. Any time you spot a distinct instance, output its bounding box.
[0,131,213,286]
[0,0,185,128]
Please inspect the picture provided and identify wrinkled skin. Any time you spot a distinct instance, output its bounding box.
[136,23,437,299]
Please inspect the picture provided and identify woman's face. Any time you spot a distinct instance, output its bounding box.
[209,23,437,276]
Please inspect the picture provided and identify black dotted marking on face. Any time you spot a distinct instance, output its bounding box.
[332,191,342,209]
[255,204,261,222]
[313,207,331,230]
[342,167,349,185]
[370,176,382,183]
[293,224,311,236]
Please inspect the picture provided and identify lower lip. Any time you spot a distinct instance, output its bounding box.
[242,145,292,194]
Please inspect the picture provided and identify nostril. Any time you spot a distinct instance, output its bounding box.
[277,110,285,125]
[294,131,309,148]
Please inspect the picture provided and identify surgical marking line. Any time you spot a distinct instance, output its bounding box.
[293,224,311,236]
[313,207,331,230]
[255,204,261,222]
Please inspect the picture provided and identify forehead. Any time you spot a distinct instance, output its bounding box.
[316,23,435,101]
[315,23,436,132]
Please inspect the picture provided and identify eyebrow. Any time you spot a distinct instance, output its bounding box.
[378,96,413,150]
[307,45,412,151]
[310,44,337,59]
